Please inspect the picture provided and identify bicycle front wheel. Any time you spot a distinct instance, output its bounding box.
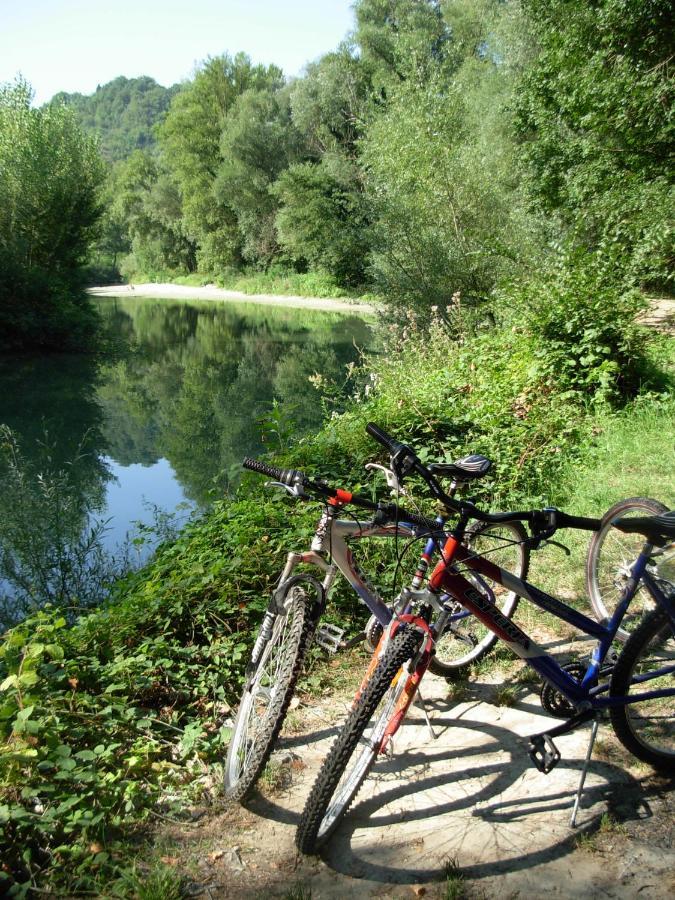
[586,497,668,641]
[429,520,530,678]
[296,627,422,854]
[610,607,674,771]
[225,584,315,802]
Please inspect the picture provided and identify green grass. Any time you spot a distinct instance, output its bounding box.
[443,857,467,899]
[532,394,674,602]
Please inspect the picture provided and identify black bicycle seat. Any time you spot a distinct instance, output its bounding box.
[428,454,492,482]
[611,512,675,547]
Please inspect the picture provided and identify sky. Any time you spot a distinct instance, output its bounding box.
[0,0,356,105]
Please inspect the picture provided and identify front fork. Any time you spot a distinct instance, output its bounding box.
[353,614,435,752]
[248,551,337,676]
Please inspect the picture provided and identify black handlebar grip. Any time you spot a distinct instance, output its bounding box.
[242,457,304,486]
[555,511,602,532]
[366,422,404,454]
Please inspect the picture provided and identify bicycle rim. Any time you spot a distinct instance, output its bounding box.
[610,608,675,768]
[225,591,311,799]
[431,521,528,674]
[587,498,668,641]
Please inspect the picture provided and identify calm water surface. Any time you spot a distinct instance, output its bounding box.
[0,296,373,555]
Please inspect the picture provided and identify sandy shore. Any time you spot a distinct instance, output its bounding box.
[88,283,376,314]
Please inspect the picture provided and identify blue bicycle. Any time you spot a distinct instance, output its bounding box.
[297,424,675,853]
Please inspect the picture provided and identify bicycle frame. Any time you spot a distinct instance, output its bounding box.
[426,538,675,711]
[274,507,421,628]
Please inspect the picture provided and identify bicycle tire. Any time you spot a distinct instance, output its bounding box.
[586,497,668,641]
[296,627,422,854]
[609,606,674,771]
[429,520,530,678]
[224,585,315,802]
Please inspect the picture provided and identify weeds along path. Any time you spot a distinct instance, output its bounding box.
[154,642,674,899]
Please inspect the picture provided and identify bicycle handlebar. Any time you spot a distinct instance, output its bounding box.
[364,423,602,533]
[243,456,441,534]
[244,424,603,537]
[365,422,406,456]
[243,457,304,486]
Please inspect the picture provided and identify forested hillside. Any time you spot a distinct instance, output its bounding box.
[85,0,672,316]
[52,76,180,162]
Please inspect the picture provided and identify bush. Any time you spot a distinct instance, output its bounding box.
[498,256,649,403]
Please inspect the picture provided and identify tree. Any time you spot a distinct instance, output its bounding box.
[111,151,196,277]
[215,85,304,266]
[289,46,371,159]
[516,0,674,289]
[273,154,371,285]
[159,54,284,272]
[52,76,180,162]
[0,79,105,350]
[354,0,453,91]
[361,1,539,315]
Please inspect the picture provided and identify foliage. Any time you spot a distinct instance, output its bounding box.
[0,79,105,350]
[1,298,672,892]
[159,54,284,273]
[497,255,650,403]
[0,493,304,894]
[289,46,370,159]
[111,151,197,279]
[52,76,180,163]
[516,0,674,290]
[273,155,371,285]
[215,85,304,266]
[0,427,120,628]
[354,0,454,89]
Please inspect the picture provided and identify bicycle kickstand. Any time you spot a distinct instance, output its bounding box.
[570,716,600,828]
[415,686,437,741]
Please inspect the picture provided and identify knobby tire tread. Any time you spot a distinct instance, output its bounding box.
[609,607,674,772]
[296,628,421,854]
[225,595,315,802]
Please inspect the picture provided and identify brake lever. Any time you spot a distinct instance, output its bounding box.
[365,463,408,497]
[541,539,571,556]
[265,480,308,499]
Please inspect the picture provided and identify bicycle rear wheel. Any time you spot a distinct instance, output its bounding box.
[225,582,316,802]
[429,520,529,678]
[296,627,422,854]
[609,607,674,771]
[586,497,668,641]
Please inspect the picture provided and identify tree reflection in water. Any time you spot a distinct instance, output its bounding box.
[0,297,373,621]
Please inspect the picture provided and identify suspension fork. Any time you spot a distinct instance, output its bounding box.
[377,615,435,752]
[352,614,434,737]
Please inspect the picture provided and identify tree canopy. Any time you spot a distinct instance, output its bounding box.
[0,79,105,350]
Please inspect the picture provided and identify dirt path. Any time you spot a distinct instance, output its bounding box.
[158,653,674,899]
[636,297,675,334]
[88,284,376,315]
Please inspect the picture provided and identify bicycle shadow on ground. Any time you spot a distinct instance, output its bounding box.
[313,716,666,888]
[250,704,671,893]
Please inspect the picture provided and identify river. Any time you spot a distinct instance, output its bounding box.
[0,295,374,620]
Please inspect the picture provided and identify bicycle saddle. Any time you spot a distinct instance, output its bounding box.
[428,454,492,482]
[611,512,675,547]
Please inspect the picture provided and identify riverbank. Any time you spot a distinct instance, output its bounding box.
[88,283,377,314]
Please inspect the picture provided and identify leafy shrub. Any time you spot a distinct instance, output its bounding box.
[498,257,649,403]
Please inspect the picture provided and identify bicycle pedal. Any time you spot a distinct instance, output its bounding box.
[315,623,346,654]
[528,733,561,774]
